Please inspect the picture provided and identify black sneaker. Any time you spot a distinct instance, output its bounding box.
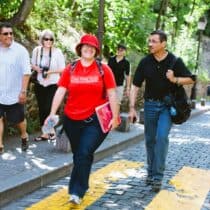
[145,176,153,185]
[151,180,162,192]
[21,137,29,151]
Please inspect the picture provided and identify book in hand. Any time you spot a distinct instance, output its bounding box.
[95,102,121,133]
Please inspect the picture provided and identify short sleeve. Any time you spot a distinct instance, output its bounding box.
[125,60,130,75]
[21,47,31,75]
[58,64,70,88]
[174,58,195,81]
[133,59,145,87]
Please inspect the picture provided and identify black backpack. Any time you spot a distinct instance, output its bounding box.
[169,57,192,124]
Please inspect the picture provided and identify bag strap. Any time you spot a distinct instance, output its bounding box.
[35,48,39,66]
[39,47,52,68]
[169,55,178,71]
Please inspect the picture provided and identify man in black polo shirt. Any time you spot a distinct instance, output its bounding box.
[129,30,195,192]
[108,44,131,104]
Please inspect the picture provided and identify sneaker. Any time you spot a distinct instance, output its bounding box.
[21,137,29,151]
[151,180,162,192]
[145,176,153,185]
[69,194,81,205]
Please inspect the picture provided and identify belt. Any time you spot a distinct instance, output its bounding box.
[83,113,96,123]
[145,98,163,103]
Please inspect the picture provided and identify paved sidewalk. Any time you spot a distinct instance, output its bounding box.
[0,103,209,207]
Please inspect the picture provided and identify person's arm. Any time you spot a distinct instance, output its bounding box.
[50,87,66,115]
[166,57,195,85]
[107,88,120,130]
[166,70,195,85]
[128,85,139,122]
[19,48,31,104]
[19,75,30,104]
[125,74,131,97]
[31,47,42,73]
[125,61,131,96]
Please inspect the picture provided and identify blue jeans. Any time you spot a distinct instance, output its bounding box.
[63,114,108,198]
[144,100,172,181]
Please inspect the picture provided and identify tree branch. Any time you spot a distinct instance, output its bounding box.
[8,0,35,26]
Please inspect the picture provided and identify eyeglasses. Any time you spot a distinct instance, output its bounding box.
[43,38,54,41]
[148,39,161,44]
[1,32,13,36]
[117,48,126,51]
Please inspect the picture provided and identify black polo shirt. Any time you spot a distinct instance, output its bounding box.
[108,56,130,86]
[133,52,194,100]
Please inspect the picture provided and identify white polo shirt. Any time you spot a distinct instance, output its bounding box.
[0,41,31,105]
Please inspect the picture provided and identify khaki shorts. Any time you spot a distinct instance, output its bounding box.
[116,86,124,103]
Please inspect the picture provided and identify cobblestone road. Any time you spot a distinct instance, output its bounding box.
[2,111,210,210]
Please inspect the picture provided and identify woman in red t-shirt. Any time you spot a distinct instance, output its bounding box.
[45,34,119,204]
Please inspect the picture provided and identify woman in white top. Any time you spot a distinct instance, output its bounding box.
[31,29,65,141]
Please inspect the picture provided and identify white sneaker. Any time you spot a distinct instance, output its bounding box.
[69,194,81,205]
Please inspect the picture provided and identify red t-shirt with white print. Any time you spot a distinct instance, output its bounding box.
[58,60,116,120]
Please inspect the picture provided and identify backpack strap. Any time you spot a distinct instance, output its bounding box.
[95,59,106,99]
[69,60,78,72]
[96,59,104,76]
[69,59,104,76]
[169,55,178,71]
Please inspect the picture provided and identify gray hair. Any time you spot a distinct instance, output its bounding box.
[39,29,55,45]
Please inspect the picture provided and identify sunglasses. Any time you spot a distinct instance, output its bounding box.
[43,38,54,41]
[1,32,13,36]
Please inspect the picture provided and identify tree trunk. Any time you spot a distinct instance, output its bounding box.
[8,0,35,26]
[161,0,168,30]
[156,0,164,29]
[174,0,180,37]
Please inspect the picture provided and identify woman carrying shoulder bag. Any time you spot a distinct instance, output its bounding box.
[31,29,65,141]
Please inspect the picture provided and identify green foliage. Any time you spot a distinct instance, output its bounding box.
[0,0,22,20]
[103,0,155,55]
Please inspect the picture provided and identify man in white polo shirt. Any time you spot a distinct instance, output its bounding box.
[0,22,31,153]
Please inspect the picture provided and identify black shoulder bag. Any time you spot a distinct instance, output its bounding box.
[168,57,191,124]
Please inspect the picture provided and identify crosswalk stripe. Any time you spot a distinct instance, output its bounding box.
[145,166,210,210]
[26,160,143,210]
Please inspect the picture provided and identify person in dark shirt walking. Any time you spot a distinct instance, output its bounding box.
[108,44,131,104]
[129,30,195,192]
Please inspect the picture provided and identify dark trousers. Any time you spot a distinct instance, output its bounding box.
[34,83,57,126]
[63,114,108,198]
